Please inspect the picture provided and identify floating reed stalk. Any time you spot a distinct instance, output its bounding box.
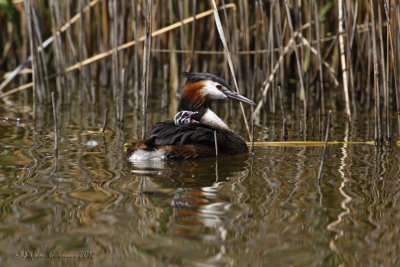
[247,140,377,147]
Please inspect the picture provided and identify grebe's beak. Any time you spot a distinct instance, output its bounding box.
[223,90,256,105]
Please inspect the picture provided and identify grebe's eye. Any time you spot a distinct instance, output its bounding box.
[216,85,222,90]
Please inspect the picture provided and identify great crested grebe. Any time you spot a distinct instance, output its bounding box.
[127,72,255,160]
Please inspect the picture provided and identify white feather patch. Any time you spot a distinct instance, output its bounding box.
[200,109,230,130]
[128,149,166,162]
[203,81,227,99]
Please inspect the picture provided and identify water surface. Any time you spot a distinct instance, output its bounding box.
[1,100,400,266]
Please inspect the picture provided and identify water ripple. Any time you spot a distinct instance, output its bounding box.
[2,117,400,265]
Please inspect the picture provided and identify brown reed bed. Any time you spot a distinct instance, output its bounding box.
[0,0,399,143]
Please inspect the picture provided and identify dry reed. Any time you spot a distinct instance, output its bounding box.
[141,0,152,139]
[0,0,399,143]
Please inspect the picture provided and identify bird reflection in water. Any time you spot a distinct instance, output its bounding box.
[129,154,248,240]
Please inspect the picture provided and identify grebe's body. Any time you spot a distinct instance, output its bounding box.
[127,72,255,160]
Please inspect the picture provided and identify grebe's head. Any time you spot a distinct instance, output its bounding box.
[181,72,255,110]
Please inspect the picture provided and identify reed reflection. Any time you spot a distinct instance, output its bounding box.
[327,146,400,266]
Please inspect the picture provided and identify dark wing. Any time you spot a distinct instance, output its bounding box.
[147,120,248,155]
[148,120,215,146]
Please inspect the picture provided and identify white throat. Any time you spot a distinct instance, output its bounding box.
[200,109,230,130]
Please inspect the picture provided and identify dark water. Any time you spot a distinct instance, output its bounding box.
[1,100,400,266]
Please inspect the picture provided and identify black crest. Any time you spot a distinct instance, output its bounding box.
[182,72,233,92]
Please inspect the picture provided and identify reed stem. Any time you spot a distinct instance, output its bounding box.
[214,131,218,156]
[141,0,153,139]
[338,0,352,121]
[51,92,58,158]
[251,107,255,154]
[284,1,307,136]
[318,110,331,184]
[370,0,382,144]
[102,109,108,136]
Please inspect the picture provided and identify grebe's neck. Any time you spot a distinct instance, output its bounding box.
[200,109,230,130]
[179,81,209,111]
[178,79,230,130]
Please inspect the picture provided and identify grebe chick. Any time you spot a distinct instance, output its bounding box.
[127,72,255,160]
[174,111,200,125]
